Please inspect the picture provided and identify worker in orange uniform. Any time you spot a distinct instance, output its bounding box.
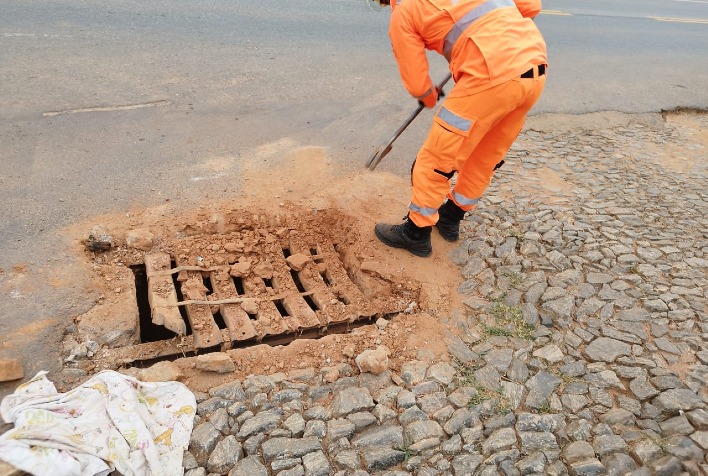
[372,0,547,257]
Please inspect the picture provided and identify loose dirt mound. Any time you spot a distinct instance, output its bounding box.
[56,146,463,392]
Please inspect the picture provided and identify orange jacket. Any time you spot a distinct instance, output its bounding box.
[389,0,547,98]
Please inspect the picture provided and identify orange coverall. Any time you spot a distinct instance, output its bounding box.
[389,0,547,226]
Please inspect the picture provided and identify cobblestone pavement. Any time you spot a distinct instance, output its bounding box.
[179,113,708,476]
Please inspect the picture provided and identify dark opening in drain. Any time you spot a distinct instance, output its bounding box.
[170,260,192,335]
[131,264,184,342]
[202,274,227,329]
[282,247,291,258]
[203,275,214,295]
[336,292,350,305]
[290,269,319,312]
[233,276,246,295]
[274,299,290,317]
[263,278,273,288]
[320,269,334,286]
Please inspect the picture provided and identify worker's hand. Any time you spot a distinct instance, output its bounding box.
[418,87,439,109]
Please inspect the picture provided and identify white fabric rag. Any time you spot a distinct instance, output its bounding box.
[0,370,196,476]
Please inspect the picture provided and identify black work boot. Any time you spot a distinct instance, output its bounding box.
[435,199,466,242]
[374,217,432,257]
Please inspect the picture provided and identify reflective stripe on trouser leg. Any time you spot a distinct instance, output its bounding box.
[409,103,480,228]
[448,190,480,212]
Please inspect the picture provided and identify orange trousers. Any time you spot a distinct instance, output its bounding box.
[408,69,546,227]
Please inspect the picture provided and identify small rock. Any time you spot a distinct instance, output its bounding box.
[207,435,243,473]
[360,447,406,472]
[210,381,246,401]
[519,431,558,453]
[196,353,235,374]
[690,431,708,450]
[85,225,115,251]
[603,453,638,475]
[482,427,517,455]
[400,361,428,387]
[405,420,444,444]
[228,455,268,476]
[600,408,635,427]
[237,410,283,439]
[355,346,390,375]
[240,298,259,315]
[630,439,663,463]
[563,441,595,464]
[189,422,221,465]
[451,454,483,475]
[652,389,703,415]
[426,361,457,386]
[332,387,375,417]
[261,437,322,462]
[659,415,694,437]
[533,344,565,364]
[284,413,306,437]
[351,425,404,448]
[138,361,184,382]
[230,260,252,278]
[327,419,356,441]
[302,450,331,476]
[686,408,708,430]
[584,337,631,363]
[568,458,605,476]
[0,358,24,382]
[593,434,627,458]
[286,253,310,271]
[125,228,154,251]
[649,455,682,476]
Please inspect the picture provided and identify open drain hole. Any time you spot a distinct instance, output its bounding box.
[320,269,334,286]
[202,274,227,330]
[274,299,290,317]
[131,264,190,342]
[290,269,320,312]
[170,261,192,335]
[233,276,246,295]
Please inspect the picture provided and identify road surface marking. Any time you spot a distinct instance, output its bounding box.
[43,100,172,117]
[190,173,227,182]
[650,16,708,24]
[673,0,708,4]
[541,10,572,16]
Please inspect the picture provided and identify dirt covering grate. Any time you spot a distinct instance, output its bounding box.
[141,242,375,348]
[88,210,418,368]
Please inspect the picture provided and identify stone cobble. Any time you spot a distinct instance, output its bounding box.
[182,116,707,475]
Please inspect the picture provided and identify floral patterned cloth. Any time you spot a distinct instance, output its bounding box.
[0,370,196,476]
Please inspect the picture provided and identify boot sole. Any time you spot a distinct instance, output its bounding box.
[374,227,432,258]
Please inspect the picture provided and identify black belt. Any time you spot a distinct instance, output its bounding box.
[521,64,546,78]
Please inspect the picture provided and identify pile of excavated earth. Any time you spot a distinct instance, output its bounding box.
[1,111,707,476]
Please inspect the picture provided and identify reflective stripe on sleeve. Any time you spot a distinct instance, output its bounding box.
[443,0,516,61]
[409,202,437,216]
[415,87,434,100]
[438,107,471,132]
[452,190,480,207]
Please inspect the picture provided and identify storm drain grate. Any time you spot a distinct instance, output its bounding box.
[116,237,406,364]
